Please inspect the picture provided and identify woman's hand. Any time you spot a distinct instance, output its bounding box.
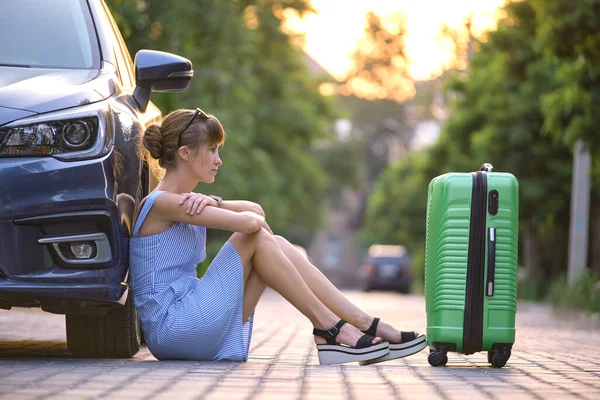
[236,211,274,234]
[263,221,273,235]
[248,202,265,217]
[178,192,218,215]
[224,201,271,233]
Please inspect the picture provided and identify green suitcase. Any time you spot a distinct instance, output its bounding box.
[425,163,519,368]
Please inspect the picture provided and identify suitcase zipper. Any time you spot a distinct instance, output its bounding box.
[463,171,487,354]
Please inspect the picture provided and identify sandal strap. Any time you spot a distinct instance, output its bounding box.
[355,334,377,349]
[313,319,347,345]
[361,317,380,337]
[363,319,417,343]
[401,331,417,342]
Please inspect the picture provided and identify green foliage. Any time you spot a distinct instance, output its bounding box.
[365,150,436,289]
[534,0,600,161]
[336,95,411,185]
[364,0,581,281]
[517,277,554,301]
[105,0,339,248]
[545,271,600,313]
[313,139,363,194]
[366,151,432,249]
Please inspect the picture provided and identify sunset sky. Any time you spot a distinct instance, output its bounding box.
[286,0,507,81]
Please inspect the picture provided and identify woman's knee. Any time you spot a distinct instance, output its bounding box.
[228,231,260,263]
[256,228,277,248]
[273,235,288,246]
[273,235,296,255]
[229,230,257,245]
[228,229,274,254]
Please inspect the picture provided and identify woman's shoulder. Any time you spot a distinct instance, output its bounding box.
[134,190,180,237]
[137,190,166,209]
[137,190,178,214]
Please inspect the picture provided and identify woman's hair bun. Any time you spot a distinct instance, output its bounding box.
[143,123,163,160]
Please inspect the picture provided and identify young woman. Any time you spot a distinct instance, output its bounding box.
[129,108,426,365]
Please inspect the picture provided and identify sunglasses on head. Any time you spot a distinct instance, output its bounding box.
[177,108,209,148]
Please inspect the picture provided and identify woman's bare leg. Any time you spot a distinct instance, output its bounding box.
[242,270,266,322]
[273,235,415,343]
[228,229,382,346]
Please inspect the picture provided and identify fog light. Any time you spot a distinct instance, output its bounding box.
[38,233,111,265]
[70,242,94,259]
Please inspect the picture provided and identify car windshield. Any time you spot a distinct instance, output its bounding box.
[0,0,100,69]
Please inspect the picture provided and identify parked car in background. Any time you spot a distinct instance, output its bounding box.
[361,245,412,293]
[0,0,193,358]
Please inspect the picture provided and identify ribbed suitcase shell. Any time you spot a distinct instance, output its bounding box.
[425,169,518,358]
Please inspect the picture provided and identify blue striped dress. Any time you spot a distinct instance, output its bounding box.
[129,190,253,361]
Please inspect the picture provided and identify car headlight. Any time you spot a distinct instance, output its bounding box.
[0,102,112,161]
[1,117,97,155]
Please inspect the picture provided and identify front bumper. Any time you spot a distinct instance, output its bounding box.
[0,152,129,314]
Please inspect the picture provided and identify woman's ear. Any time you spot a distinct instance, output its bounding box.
[178,146,190,162]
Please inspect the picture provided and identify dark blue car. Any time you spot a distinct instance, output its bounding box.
[361,245,413,294]
[0,0,193,357]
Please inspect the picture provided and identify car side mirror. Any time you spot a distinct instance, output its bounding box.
[133,50,194,112]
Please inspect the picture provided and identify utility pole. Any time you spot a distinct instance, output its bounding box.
[466,15,473,65]
[567,140,591,285]
[466,0,474,68]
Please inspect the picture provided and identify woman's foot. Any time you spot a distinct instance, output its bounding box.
[359,317,419,344]
[313,319,390,365]
[356,317,427,365]
[313,320,383,347]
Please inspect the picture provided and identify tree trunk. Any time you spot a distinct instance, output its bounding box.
[551,226,569,277]
[588,192,600,277]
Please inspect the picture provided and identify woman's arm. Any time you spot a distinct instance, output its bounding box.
[221,200,264,216]
[176,192,272,233]
[155,192,266,233]
[178,192,219,214]
[178,193,264,217]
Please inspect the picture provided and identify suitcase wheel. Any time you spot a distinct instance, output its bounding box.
[428,348,448,367]
[488,349,511,368]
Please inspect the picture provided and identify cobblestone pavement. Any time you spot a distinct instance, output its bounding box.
[0,290,598,400]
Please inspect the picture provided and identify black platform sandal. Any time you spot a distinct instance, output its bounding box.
[358,317,427,365]
[313,319,389,365]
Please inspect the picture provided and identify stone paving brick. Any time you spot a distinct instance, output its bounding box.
[0,290,599,399]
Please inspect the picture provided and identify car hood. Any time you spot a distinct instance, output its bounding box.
[0,66,117,126]
[0,106,36,127]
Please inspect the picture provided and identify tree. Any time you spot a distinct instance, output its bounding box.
[533,0,600,275]
[341,11,413,103]
[438,0,574,278]
[533,0,600,159]
[366,0,574,284]
[106,0,338,248]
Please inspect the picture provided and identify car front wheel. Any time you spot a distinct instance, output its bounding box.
[66,292,141,358]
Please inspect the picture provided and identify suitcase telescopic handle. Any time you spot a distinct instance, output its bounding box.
[486,227,496,297]
[480,163,493,172]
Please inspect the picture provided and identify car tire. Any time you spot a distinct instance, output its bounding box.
[66,292,141,358]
